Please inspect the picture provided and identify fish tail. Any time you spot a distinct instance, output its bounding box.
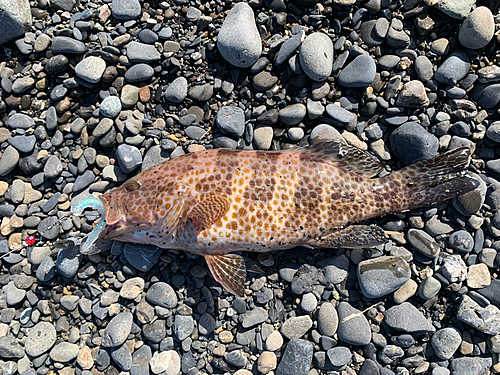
[382,147,479,212]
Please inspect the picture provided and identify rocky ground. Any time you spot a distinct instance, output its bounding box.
[1,0,500,374]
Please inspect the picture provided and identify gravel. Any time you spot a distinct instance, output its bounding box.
[1,0,500,374]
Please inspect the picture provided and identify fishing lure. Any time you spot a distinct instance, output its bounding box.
[71,197,107,255]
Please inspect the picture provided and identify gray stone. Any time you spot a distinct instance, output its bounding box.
[457,295,500,335]
[384,302,436,334]
[0,0,32,46]
[72,170,95,192]
[5,281,25,306]
[164,77,188,103]
[310,124,344,144]
[100,96,122,118]
[124,64,155,82]
[188,83,213,102]
[317,302,338,336]
[116,144,142,173]
[112,0,141,20]
[337,302,371,346]
[280,316,313,340]
[102,312,133,347]
[9,135,35,153]
[127,41,160,63]
[275,339,313,375]
[75,56,106,84]
[390,121,439,165]
[111,343,132,371]
[216,106,245,137]
[338,55,376,87]
[436,0,475,19]
[448,230,474,252]
[459,7,495,49]
[431,327,462,360]
[50,0,76,11]
[450,357,492,375]
[414,55,433,82]
[472,83,500,109]
[12,76,34,94]
[299,32,334,82]
[25,322,57,357]
[7,113,34,129]
[357,256,410,298]
[0,337,24,359]
[407,229,440,258]
[326,346,351,370]
[418,276,441,299]
[275,30,304,66]
[51,36,86,54]
[146,282,177,309]
[278,103,306,126]
[174,315,194,341]
[242,308,268,328]
[217,3,262,68]
[435,51,471,86]
[325,104,356,125]
[36,255,56,282]
[395,80,430,108]
[198,313,216,335]
[123,243,162,272]
[50,342,79,362]
[44,155,63,178]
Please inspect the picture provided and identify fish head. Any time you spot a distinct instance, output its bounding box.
[99,176,156,240]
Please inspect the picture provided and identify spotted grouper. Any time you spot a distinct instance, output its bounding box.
[77,141,478,296]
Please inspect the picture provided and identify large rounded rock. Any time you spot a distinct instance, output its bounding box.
[338,55,376,87]
[357,256,410,298]
[390,122,439,165]
[434,50,470,86]
[459,6,494,49]
[75,56,106,84]
[217,3,262,68]
[102,312,133,347]
[299,32,333,82]
[25,322,57,357]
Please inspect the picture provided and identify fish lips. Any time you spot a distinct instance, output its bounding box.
[99,194,130,239]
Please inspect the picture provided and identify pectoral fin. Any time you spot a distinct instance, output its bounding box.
[188,194,230,232]
[324,224,388,248]
[205,254,246,297]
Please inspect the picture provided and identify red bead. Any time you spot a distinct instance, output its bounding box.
[26,235,36,245]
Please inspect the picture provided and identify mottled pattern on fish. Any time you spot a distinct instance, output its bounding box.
[96,141,478,296]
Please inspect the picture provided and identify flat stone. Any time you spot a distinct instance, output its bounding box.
[242,308,268,328]
[123,243,161,272]
[0,337,24,359]
[7,113,34,129]
[127,41,160,63]
[217,3,262,67]
[75,56,106,83]
[124,63,155,82]
[51,36,86,54]
[111,0,141,20]
[435,50,471,86]
[150,350,180,375]
[0,0,33,46]
[102,311,133,347]
[174,315,194,341]
[25,321,57,357]
[280,315,313,340]
[317,302,338,336]
[431,327,462,360]
[164,77,188,103]
[275,30,304,66]
[450,357,492,375]
[299,32,333,82]
[278,103,306,126]
[338,55,376,87]
[390,121,438,165]
[357,256,410,298]
[50,342,79,362]
[120,277,144,299]
[337,302,371,346]
[414,55,434,82]
[436,0,475,19]
[467,263,491,289]
[457,295,500,335]
[407,229,440,258]
[12,76,34,94]
[384,302,436,334]
[275,339,313,375]
[216,106,245,137]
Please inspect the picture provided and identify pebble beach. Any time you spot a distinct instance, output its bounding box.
[1,0,500,374]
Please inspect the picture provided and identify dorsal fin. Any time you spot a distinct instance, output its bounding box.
[205,254,246,297]
[297,141,385,178]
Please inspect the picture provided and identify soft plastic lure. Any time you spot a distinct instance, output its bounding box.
[72,197,106,255]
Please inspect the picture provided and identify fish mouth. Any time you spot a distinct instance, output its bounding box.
[98,194,131,240]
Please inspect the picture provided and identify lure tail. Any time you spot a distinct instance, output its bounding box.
[381,147,479,212]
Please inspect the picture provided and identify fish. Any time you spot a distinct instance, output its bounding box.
[77,141,479,296]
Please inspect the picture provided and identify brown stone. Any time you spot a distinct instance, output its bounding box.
[139,86,151,102]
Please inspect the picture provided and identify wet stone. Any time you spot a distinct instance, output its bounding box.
[357,256,410,298]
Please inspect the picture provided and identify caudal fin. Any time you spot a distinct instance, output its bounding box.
[384,147,479,212]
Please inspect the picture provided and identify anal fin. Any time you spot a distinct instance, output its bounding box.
[205,254,246,297]
[323,224,388,248]
[188,194,230,232]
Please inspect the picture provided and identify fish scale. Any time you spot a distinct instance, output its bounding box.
[82,141,479,296]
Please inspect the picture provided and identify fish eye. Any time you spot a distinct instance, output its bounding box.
[124,180,141,192]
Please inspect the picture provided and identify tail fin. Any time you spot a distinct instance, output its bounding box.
[383,147,479,212]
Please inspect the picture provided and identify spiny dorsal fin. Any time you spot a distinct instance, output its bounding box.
[205,254,246,297]
[187,194,230,232]
[302,141,385,178]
